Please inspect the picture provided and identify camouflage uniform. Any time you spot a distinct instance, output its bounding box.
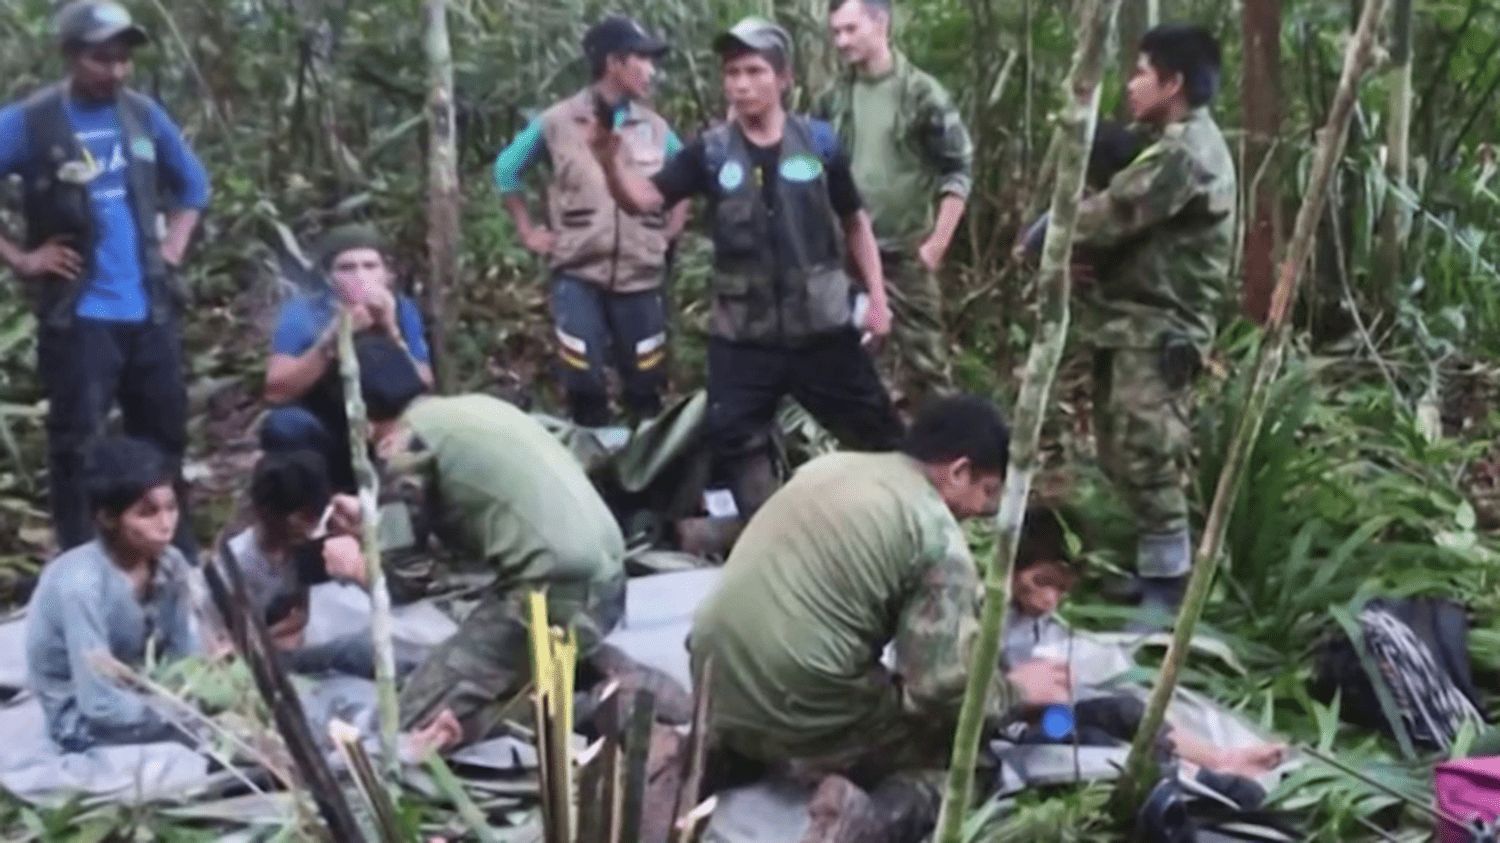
[375,395,627,741]
[815,52,974,407]
[689,452,1015,775]
[1072,107,1237,577]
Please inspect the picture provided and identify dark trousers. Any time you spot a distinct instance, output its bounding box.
[706,330,903,515]
[550,274,669,426]
[38,317,195,559]
[260,403,356,491]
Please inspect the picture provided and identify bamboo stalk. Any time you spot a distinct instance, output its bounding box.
[426,751,505,843]
[618,688,656,843]
[1107,0,1390,821]
[330,719,405,843]
[932,2,1119,841]
[672,658,713,833]
[423,0,460,390]
[337,312,400,777]
[1374,0,1414,302]
[208,538,365,841]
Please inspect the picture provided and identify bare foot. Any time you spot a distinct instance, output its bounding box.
[1210,743,1287,778]
[399,709,464,763]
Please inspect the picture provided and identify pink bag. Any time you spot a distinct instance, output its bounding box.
[1436,756,1500,842]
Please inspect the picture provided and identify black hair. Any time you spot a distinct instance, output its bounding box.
[251,450,332,521]
[1015,507,1076,573]
[1138,23,1222,107]
[1087,121,1145,191]
[84,436,174,517]
[720,42,790,75]
[356,334,428,422]
[900,394,1010,475]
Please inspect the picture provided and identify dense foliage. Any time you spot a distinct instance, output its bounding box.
[2,0,1500,838]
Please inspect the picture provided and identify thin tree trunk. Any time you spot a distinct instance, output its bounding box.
[1374,0,1415,303]
[338,313,401,777]
[931,1,1121,840]
[1107,0,1389,820]
[1241,0,1284,323]
[425,0,460,391]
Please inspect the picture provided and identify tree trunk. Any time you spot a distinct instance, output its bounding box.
[425,0,460,391]
[931,2,1121,840]
[1374,0,1415,304]
[1241,0,1284,323]
[338,312,401,778]
[1107,0,1389,821]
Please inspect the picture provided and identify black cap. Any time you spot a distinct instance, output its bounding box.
[55,1,149,49]
[583,16,668,63]
[712,16,792,59]
[316,223,388,270]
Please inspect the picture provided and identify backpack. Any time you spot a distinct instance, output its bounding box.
[1312,597,1486,751]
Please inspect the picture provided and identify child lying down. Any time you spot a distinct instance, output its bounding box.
[1003,508,1286,780]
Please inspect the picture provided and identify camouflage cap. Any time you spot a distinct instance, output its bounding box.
[55,1,148,49]
[712,16,792,62]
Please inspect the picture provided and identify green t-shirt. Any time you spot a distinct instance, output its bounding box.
[848,70,935,250]
[397,394,624,589]
[690,452,1010,755]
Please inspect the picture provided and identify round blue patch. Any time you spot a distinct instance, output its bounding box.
[778,154,823,183]
[717,161,745,191]
[1040,705,1074,740]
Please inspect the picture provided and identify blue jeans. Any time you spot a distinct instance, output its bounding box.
[550,275,668,426]
[38,317,195,560]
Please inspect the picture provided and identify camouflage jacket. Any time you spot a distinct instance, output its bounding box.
[813,51,973,251]
[1074,107,1237,352]
[691,453,1016,752]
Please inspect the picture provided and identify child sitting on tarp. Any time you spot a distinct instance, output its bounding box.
[25,437,199,751]
[207,450,428,678]
[1003,507,1286,779]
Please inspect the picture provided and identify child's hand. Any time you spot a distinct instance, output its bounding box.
[1006,658,1071,706]
[322,535,368,586]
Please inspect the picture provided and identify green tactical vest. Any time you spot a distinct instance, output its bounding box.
[704,116,852,346]
[20,83,175,327]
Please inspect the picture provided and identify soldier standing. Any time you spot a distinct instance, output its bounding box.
[1072,25,1236,616]
[818,0,973,409]
[591,17,903,523]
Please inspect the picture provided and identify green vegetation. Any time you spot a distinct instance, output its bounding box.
[2,0,1500,838]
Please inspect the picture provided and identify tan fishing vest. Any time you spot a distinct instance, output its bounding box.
[540,88,672,293]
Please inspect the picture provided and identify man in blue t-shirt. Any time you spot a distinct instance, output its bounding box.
[262,224,433,490]
[0,2,211,557]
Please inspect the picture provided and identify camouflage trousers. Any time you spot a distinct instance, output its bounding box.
[398,574,627,741]
[882,253,953,409]
[1093,347,1195,577]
